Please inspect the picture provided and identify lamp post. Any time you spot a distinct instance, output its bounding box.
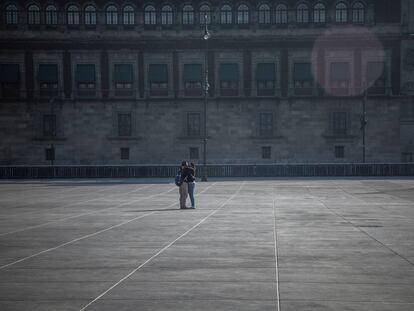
[202,13,210,182]
[360,84,367,163]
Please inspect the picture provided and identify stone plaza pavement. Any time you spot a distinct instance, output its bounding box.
[0,178,413,311]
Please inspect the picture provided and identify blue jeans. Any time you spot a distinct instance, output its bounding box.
[187,182,195,208]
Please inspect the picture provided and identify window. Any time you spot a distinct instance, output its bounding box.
[367,62,386,95]
[402,152,414,163]
[237,4,249,24]
[262,146,271,159]
[219,63,239,96]
[113,64,133,96]
[330,62,350,95]
[294,63,313,95]
[182,5,194,25]
[332,112,348,136]
[76,64,95,96]
[45,147,55,161]
[120,148,130,160]
[106,5,118,25]
[259,113,273,137]
[149,64,168,96]
[296,3,309,23]
[43,114,56,137]
[45,5,58,25]
[220,5,232,24]
[84,5,97,25]
[161,5,173,25]
[189,147,199,159]
[144,5,156,25]
[67,5,79,25]
[335,3,347,23]
[0,64,20,98]
[5,4,19,25]
[313,3,326,23]
[184,64,203,96]
[256,63,275,96]
[275,4,288,24]
[199,5,211,25]
[187,113,201,136]
[118,113,132,136]
[28,4,40,25]
[335,145,345,158]
[258,4,270,25]
[123,6,135,25]
[352,2,365,23]
[38,64,58,96]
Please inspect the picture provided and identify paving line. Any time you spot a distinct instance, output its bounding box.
[79,181,244,311]
[272,187,281,311]
[0,185,173,237]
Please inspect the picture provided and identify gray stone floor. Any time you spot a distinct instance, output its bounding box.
[0,178,413,311]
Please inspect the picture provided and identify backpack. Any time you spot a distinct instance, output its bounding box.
[175,171,183,186]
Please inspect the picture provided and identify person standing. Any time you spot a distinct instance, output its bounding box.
[178,161,189,209]
[187,162,196,209]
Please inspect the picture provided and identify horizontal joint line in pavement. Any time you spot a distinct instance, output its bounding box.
[79,181,244,311]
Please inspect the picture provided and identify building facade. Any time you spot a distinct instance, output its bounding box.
[0,0,413,165]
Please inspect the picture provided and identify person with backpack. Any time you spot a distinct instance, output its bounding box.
[186,162,196,209]
[177,161,189,209]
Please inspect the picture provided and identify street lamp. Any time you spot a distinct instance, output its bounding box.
[202,12,210,182]
[360,83,368,163]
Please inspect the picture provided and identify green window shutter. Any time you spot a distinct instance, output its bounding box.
[220,63,239,81]
[184,64,202,81]
[293,63,312,81]
[38,64,58,83]
[256,63,275,81]
[330,62,350,80]
[0,64,20,82]
[367,62,385,82]
[114,64,133,83]
[76,64,95,83]
[149,64,168,82]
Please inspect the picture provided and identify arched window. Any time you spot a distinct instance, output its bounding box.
[5,4,19,25]
[161,5,173,25]
[123,5,135,25]
[336,3,348,23]
[258,4,271,24]
[296,3,309,23]
[28,4,40,25]
[352,2,365,23]
[182,5,194,25]
[106,5,118,25]
[237,4,249,24]
[67,5,80,25]
[199,4,211,25]
[275,4,288,24]
[313,3,326,23]
[144,5,156,25]
[45,5,57,25]
[220,4,232,24]
[84,5,96,25]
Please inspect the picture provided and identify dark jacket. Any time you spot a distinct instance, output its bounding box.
[181,166,195,183]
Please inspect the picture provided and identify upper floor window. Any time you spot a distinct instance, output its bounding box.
[293,63,313,95]
[330,62,350,95]
[352,2,365,23]
[43,114,57,137]
[182,5,194,25]
[184,64,203,96]
[45,5,58,25]
[161,5,173,25]
[258,4,270,25]
[123,6,135,25]
[28,4,41,25]
[5,4,19,25]
[149,64,168,96]
[113,64,134,96]
[199,5,211,25]
[313,3,326,23]
[75,64,96,90]
[237,4,249,24]
[106,5,118,25]
[0,64,20,98]
[67,5,80,25]
[84,5,97,25]
[219,63,239,96]
[332,111,348,136]
[367,62,386,95]
[38,64,59,96]
[256,63,275,96]
[187,112,201,136]
[335,3,348,23]
[118,113,132,137]
[144,5,156,25]
[296,3,309,23]
[220,5,232,24]
[259,113,274,137]
[275,4,288,24]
